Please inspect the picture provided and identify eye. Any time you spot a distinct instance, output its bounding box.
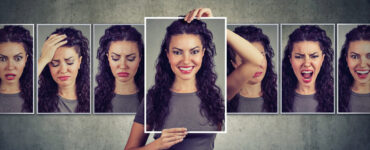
[191,50,200,55]
[310,55,319,59]
[14,56,23,62]
[173,50,182,55]
[350,54,359,59]
[50,61,59,67]
[111,56,120,61]
[367,53,370,59]
[294,55,303,59]
[127,56,136,62]
[0,56,7,62]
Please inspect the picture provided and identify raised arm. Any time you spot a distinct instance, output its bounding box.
[37,34,67,76]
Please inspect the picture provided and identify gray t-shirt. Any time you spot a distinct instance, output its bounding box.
[111,93,139,113]
[349,91,370,112]
[134,92,217,150]
[57,96,78,113]
[292,92,318,112]
[0,93,24,113]
[238,95,264,112]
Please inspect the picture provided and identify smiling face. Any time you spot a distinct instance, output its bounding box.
[107,40,141,83]
[167,34,205,81]
[0,42,28,85]
[48,46,82,88]
[290,41,325,87]
[346,40,370,84]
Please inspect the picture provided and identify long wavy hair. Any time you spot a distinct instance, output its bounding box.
[339,25,369,112]
[38,27,90,112]
[95,25,144,112]
[227,26,277,112]
[282,25,334,112]
[0,25,33,112]
[147,19,225,130]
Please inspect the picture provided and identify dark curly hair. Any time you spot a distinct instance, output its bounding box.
[339,25,370,112]
[282,25,334,112]
[0,25,33,112]
[147,19,225,130]
[227,26,277,112]
[95,25,144,112]
[38,27,90,113]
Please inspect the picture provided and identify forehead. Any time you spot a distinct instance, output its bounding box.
[251,42,265,53]
[348,40,370,54]
[169,34,202,49]
[0,42,26,55]
[109,40,139,55]
[53,46,79,59]
[292,41,322,54]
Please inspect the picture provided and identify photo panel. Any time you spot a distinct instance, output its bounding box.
[0,24,34,114]
[93,24,144,114]
[145,17,227,133]
[281,24,335,114]
[227,24,279,114]
[337,24,370,114]
[37,24,91,114]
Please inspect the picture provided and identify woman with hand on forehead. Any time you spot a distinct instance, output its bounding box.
[38,27,90,113]
[339,25,370,112]
[0,26,33,113]
[125,8,225,150]
[282,25,334,112]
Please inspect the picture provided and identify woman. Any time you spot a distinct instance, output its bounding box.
[282,25,334,112]
[38,27,90,113]
[339,25,370,112]
[125,9,224,150]
[95,25,144,113]
[0,25,33,113]
[227,26,277,113]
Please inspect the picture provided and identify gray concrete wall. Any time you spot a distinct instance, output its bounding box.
[1,0,370,150]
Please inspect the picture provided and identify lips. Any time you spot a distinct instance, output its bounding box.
[58,76,70,81]
[178,66,194,74]
[301,70,313,83]
[118,72,129,77]
[253,72,263,78]
[5,73,16,80]
[355,70,369,79]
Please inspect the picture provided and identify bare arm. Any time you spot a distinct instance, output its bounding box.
[37,34,67,76]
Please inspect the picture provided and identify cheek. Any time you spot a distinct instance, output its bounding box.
[108,60,118,72]
[193,55,204,66]
[290,59,301,72]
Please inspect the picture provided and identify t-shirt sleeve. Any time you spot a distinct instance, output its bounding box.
[134,100,144,124]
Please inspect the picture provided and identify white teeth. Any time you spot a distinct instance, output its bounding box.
[356,70,369,74]
[179,67,192,71]
[301,71,313,74]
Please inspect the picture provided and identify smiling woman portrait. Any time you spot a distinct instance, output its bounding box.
[282,25,334,113]
[338,25,370,113]
[37,26,90,113]
[0,25,33,113]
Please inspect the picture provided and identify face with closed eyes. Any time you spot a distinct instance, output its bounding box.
[346,40,370,84]
[0,42,28,85]
[107,40,141,83]
[48,46,82,88]
[290,41,325,87]
[167,34,205,81]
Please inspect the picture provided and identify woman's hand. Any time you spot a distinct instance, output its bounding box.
[184,8,213,23]
[153,128,187,150]
[37,34,67,76]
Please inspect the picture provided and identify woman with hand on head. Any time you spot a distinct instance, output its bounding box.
[95,25,144,113]
[125,8,224,150]
[282,25,334,112]
[38,27,90,113]
[0,26,33,113]
[339,25,370,112]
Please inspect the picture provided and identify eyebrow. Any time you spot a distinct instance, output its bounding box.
[350,52,359,55]
[172,47,183,51]
[0,53,23,57]
[52,57,73,61]
[126,53,136,57]
[294,52,319,55]
[112,52,121,56]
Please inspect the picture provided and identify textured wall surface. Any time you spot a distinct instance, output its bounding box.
[1,0,370,150]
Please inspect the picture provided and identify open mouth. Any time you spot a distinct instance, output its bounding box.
[58,76,70,81]
[178,66,194,74]
[301,70,313,83]
[355,70,369,79]
[5,73,16,80]
[253,72,263,78]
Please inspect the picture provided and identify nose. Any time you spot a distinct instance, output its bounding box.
[119,58,129,69]
[59,62,68,73]
[183,52,190,64]
[6,59,16,70]
[359,57,366,67]
[303,56,311,67]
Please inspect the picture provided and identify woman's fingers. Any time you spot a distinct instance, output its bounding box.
[163,127,187,134]
[48,34,67,46]
[185,8,213,23]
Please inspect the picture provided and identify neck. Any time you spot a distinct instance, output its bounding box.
[352,81,370,94]
[0,81,21,94]
[58,84,77,100]
[296,82,316,95]
[239,82,262,98]
[114,79,138,95]
[171,77,197,93]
